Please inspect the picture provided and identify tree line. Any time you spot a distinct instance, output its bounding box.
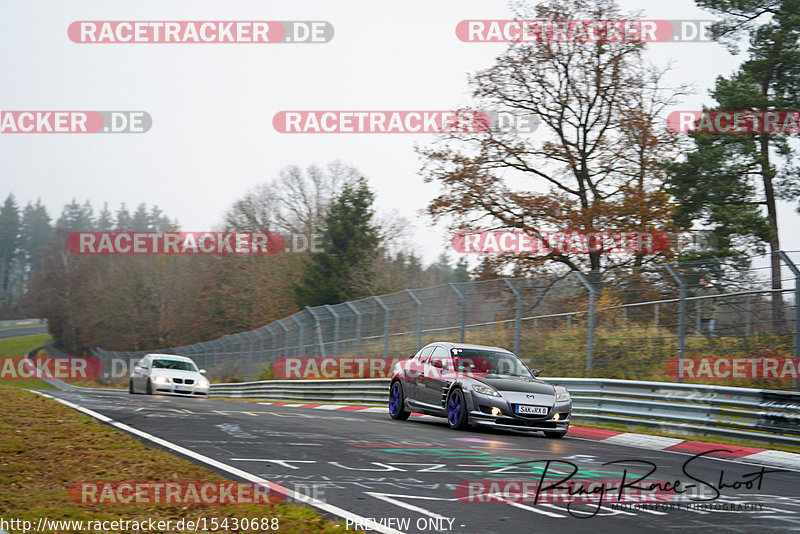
[0,164,468,354]
[3,0,798,352]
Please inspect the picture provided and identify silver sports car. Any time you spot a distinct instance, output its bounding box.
[388,342,571,437]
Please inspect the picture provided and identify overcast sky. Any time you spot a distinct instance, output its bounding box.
[2,0,798,267]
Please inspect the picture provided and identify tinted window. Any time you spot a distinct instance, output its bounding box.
[450,348,531,378]
[417,345,435,363]
[151,359,197,371]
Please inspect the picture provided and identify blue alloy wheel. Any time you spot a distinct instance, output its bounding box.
[447,388,469,429]
[388,381,410,420]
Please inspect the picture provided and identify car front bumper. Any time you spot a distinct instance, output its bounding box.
[465,390,572,433]
[153,383,209,396]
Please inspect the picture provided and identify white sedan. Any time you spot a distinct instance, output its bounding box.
[129,353,210,397]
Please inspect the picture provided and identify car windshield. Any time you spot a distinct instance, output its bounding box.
[151,359,197,371]
[451,348,532,378]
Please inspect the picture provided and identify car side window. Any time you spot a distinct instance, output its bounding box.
[431,346,449,358]
[429,346,452,371]
[418,346,434,364]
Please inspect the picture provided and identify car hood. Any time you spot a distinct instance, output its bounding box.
[476,376,555,394]
[151,369,203,379]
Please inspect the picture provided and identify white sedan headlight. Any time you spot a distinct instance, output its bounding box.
[472,384,500,397]
[153,375,170,385]
[556,390,571,402]
[197,377,209,388]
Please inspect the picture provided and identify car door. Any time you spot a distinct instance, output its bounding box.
[419,345,453,408]
[409,346,434,404]
[132,356,150,392]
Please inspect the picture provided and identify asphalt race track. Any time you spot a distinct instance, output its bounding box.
[0,325,47,340]
[36,388,800,534]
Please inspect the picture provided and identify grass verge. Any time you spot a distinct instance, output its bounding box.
[0,334,55,390]
[0,385,360,533]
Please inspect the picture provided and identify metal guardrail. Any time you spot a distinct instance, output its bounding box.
[210,377,800,446]
[211,378,389,405]
[0,318,46,328]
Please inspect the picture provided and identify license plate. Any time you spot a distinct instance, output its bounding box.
[515,405,548,415]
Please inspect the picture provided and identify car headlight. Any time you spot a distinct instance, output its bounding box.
[472,384,500,397]
[153,376,170,385]
[197,377,209,388]
[556,390,571,402]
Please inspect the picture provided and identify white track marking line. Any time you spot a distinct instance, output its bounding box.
[31,391,405,534]
[365,492,456,520]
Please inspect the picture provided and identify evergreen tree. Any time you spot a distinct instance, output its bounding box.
[19,199,53,273]
[115,203,132,230]
[96,203,114,231]
[292,178,380,307]
[0,194,20,307]
[668,0,800,327]
[56,199,94,231]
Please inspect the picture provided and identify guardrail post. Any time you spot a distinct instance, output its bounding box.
[504,279,523,355]
[449,283,467,343]
[345,302,362,357]
[776,251,799,390]
[374,296,391,359]
[325,305,341,356]
[665,264,687,383]
[306,306,326,358]
[405,290,424,351]
[574,271,597,376]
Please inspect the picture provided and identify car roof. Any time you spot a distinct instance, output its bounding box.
[146,353,193,361]
[422,341,513,354]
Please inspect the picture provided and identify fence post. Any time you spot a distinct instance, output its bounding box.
[324,305,341,356]
[665,264,687,383]
[374,296,391,359]
[449,283,467,343]
[306,306,327,358]
[290,315,304,356]
[345,302,362,357]
[745,294,752,336]
[776,251,799,390]
[406,290,424,352]
[247,332,256,380]
[504,279,523,355]
[278,319,290,359]
[654,303,659,327]
[574,271,597,376]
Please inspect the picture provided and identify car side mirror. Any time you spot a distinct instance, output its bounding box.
[531,369,541,377]
[199,369,207,374]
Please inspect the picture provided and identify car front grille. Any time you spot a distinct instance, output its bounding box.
[172,378,194,385]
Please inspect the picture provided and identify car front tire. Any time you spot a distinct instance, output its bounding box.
[389,381,410,420]
[447,388,470,430]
